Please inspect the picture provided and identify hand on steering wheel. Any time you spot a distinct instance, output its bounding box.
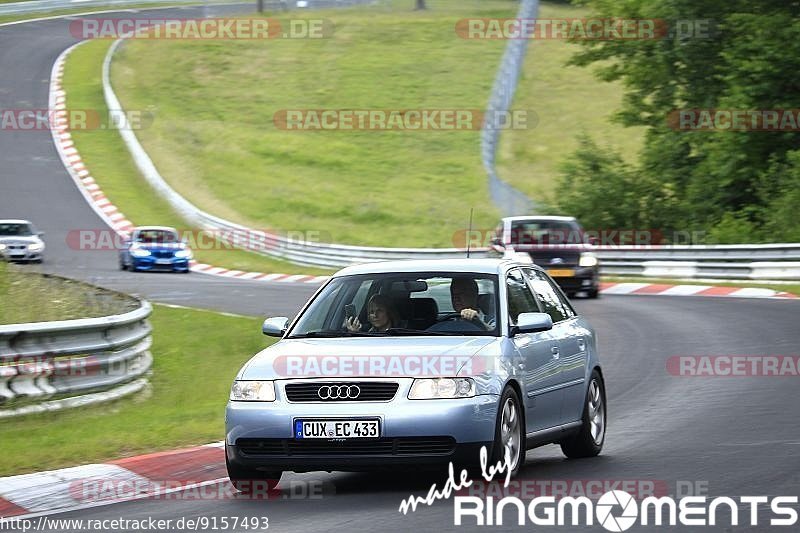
[439,310,488,330]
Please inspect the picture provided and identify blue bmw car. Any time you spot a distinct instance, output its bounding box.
[225,259,606,491]
[119,226,192,273]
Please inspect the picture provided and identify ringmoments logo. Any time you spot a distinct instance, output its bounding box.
[453,491,799,529]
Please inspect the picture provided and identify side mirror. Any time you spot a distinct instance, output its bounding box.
[262,317,289,337]
[512,312,553,335]
[37,231,45,237]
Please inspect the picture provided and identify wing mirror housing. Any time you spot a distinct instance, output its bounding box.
[512,312,553,335]
[262,317,289,337]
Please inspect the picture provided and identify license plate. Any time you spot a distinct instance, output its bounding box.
[547,268,575,277]
[294,418,380,439]
[156,259,173,265]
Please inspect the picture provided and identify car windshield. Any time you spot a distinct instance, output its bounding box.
[509,220,584,245]
[135,229,179,244]
[288,272,500,338]
[0,223,34,236]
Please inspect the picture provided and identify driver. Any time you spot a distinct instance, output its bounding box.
[449,277,495,329]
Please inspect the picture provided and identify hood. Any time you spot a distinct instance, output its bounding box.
[239,336,500,380]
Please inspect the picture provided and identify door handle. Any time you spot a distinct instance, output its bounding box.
[551,346,560,359]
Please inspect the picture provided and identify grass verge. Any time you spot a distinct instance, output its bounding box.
[62,38,333,275]
[602,276,800,296]
[0,303,268,475]
[495,2,645,205]
[0,262,138,324]
[110,0,518,247]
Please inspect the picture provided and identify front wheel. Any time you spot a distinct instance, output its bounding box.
[560,370,606,458]
[490,387,525,477]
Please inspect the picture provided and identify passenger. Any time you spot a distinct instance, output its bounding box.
[345,294,400,333]
[449,277,495,329]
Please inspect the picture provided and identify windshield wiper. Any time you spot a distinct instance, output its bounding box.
[289,330,379,339]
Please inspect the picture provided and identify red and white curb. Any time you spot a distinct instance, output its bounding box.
[48,43,329,285]
[599,282,797,299]
[0,442,228,519]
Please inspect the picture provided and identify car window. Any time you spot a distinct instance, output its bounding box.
[523,268,570,323]
[288,272,500,337]
[506,268,540,326]
[136,229,179,243]
[510,220,583,245]
[0,223,34,236]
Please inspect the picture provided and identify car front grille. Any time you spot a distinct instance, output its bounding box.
[236,437,456,457]
[284,381,399,402]
[152,250,174,259]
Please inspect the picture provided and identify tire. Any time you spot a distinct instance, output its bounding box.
[119,260,127,271]
[226,454,282,494]
[587,288,599,299]
[490,386,525,477]
[560,370,606,458]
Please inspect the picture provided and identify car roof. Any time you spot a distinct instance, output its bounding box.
[333,258,536,277]
[0,219,33,224]
[502,215,577,223]
[133,226,179,232]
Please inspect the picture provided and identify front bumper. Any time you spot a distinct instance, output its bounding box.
[225,379,499,472]
[131,256,190,271]
[1,248,42,262]
[546,266,599,292]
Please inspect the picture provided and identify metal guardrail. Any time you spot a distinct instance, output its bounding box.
[0,0,204,16]
[481,0,537,216]
[0,0,375,17]
[0,296,153,417]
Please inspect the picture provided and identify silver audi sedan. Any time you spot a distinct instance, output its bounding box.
[225,259,606,490]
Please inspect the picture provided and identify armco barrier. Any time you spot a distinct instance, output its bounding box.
[0,296,153,418]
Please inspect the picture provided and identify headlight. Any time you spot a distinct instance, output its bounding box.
[579,252,598,267]
[130,248,151,258]
[174,249,192,259]
[230,380,276,402]
[0,244,6,251]
[27,242,44,252]
[408,378,476,400]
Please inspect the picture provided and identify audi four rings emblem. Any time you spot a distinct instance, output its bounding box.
[318,385,361,400]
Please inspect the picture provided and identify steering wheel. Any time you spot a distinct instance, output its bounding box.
[426,312,487,332]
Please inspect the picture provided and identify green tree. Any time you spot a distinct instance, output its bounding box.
[558,0,800,242]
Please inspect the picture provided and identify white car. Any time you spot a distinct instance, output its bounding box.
[0,219,45,263]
